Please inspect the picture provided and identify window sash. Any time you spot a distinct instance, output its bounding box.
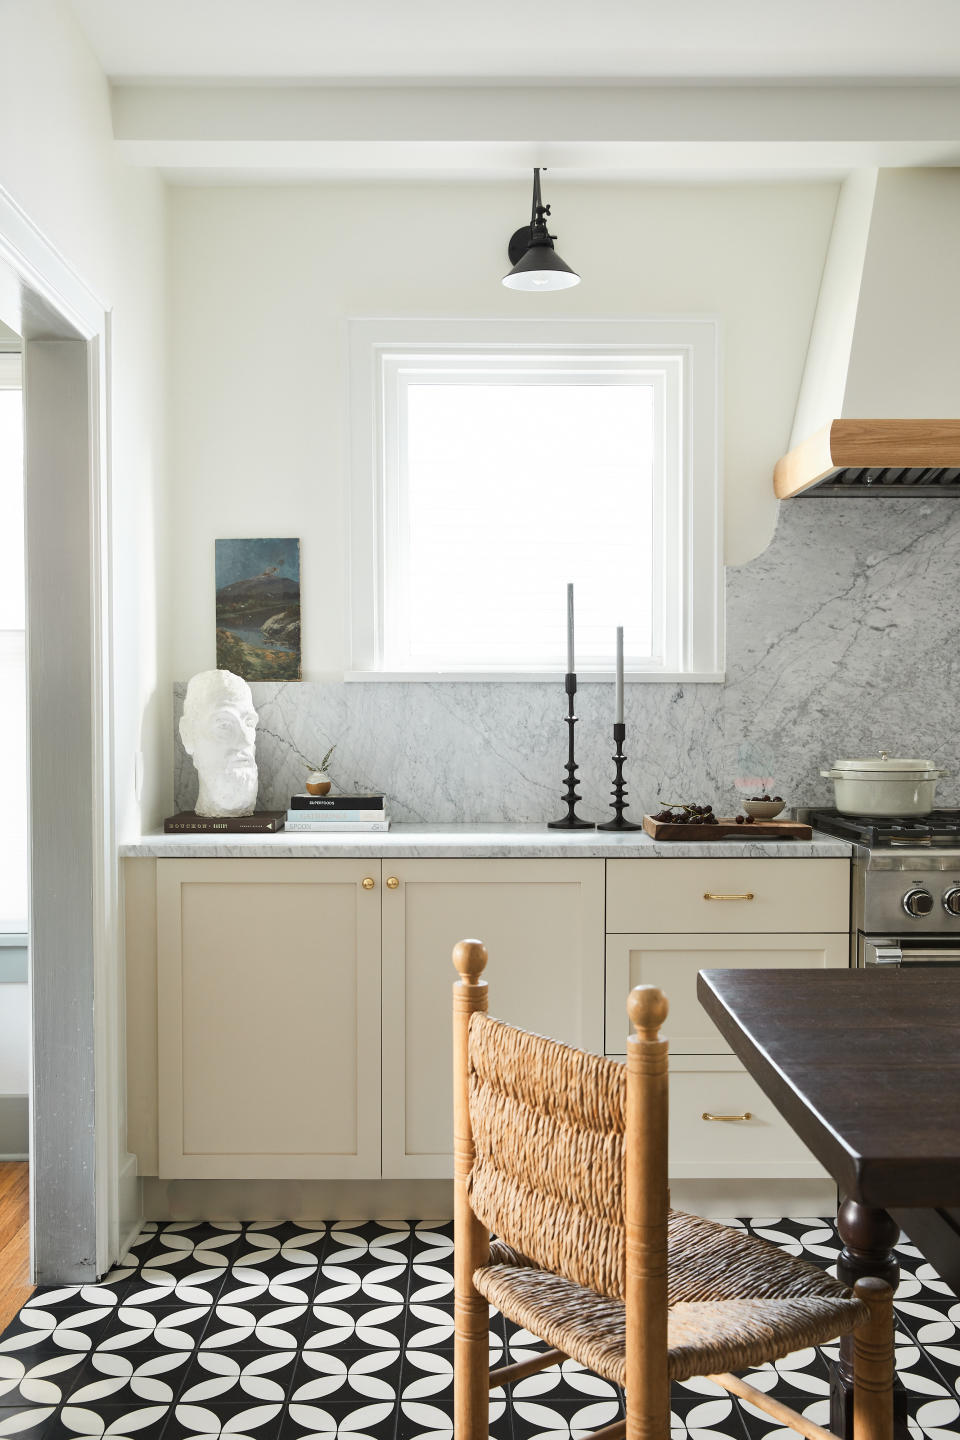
[379,354,680,673]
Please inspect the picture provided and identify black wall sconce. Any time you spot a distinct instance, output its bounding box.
[502,168,581,291]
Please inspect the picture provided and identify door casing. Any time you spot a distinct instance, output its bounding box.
[0,182,132,1281]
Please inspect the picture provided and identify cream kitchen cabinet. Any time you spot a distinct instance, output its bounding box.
[603,858,850,1181]
[134,850,849,1191]
[380,858,604,1178]
[604,932,848,1180]
[149,855,603,1181]
[156,859,382,1179]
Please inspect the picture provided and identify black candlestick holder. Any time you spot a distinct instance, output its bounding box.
[597,721,642,831]
[547,672,595,829]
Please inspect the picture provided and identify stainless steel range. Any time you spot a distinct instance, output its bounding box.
[806,809,960,967]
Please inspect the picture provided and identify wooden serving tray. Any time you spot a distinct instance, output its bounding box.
[642,815,812,841]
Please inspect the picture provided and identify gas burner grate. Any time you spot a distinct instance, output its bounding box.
[809,808,960,848]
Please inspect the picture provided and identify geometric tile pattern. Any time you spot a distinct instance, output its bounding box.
[0,1218,956,1438]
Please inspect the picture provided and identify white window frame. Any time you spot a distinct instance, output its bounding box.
[347,318,722,682]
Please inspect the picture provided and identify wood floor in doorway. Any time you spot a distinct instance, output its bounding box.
[0,1162,31,1333]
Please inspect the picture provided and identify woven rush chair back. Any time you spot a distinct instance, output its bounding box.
[467,1010,629,1299]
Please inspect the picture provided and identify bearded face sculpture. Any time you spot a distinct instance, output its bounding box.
[179,670,259,817]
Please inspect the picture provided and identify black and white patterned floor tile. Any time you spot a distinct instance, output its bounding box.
[0,1218,957,1440]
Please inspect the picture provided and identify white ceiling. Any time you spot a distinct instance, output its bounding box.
[69,0,960,81]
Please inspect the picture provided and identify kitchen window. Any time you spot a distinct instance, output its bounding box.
[348,319,721,680]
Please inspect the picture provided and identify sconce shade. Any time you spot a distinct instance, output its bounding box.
[503,241,581,290]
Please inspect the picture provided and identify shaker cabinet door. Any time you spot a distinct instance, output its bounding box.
[156,858,381,1178]
[380,858,605,1178]
[604,931,850,1057]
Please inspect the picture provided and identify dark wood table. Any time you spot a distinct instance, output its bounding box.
[697,967,960,1440]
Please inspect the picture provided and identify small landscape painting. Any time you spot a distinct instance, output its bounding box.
[215,537,301,681]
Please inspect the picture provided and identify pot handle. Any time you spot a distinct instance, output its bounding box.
[820,769,841,779]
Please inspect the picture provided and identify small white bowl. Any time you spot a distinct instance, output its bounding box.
[743,799,785,820]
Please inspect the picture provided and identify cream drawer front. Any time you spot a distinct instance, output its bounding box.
[605,932,849,1056]
[669,1059,826,1179]
[606,858,849,934]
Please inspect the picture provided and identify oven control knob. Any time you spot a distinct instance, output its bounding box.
[903,888,935,918]
[943,887,960,916]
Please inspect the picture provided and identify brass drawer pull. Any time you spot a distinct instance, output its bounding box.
[361,877,376,891]
[702,1111,752,1122]
[703,891,755,901]
[386,876,400,890]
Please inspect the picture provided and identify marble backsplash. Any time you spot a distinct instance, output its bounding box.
[174,498,960,823]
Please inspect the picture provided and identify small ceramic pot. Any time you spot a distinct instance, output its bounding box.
[743,799,785,820]
[305,772,332,796]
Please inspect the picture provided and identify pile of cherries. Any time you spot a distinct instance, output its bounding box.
[651,803,718,826]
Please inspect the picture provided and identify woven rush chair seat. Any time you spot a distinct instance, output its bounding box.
[474,1217,869,1385]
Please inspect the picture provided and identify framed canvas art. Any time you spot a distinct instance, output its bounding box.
[215,538,302,681]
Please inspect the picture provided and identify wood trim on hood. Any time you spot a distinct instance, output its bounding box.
[774,419,960,498]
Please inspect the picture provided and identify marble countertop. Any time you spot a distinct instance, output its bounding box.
[119,823,853,860]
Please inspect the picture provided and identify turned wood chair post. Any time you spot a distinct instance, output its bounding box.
[853,1277,895,1440]
[625,985,671,1440]
[452,940,491,1440]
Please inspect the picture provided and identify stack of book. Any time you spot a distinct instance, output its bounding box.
[285,794,390,832]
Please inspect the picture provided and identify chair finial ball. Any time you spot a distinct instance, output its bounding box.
[453,939,488,982]
[627,985,668,1036]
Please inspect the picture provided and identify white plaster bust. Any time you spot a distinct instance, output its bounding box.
[179,669,259,817]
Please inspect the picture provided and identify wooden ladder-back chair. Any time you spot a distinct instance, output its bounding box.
[452,939,894,1440]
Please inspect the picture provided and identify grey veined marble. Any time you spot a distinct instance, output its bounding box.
[173,498,960,824]
[121,825,852,860]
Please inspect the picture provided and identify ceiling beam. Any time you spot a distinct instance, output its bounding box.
[111,83,960,180]
[114,81,960,143]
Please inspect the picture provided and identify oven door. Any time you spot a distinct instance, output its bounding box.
[861,935,960,968]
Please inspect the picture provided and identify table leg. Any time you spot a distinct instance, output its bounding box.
[829,1197,906,1440]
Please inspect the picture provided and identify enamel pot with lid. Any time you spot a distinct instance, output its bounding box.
[820,755,950,817]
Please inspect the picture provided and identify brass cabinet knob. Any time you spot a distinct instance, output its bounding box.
[361,876,376,891]
[386,876,400,890]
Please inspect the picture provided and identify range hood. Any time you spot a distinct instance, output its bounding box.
[774,419,960,498]
[775,170,960,499]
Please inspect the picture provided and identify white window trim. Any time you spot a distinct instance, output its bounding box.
[347,317,723,682]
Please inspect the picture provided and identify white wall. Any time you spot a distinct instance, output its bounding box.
[168,179,837,681]
[0,0,168,833]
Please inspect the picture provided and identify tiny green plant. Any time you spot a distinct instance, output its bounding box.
[309,744,336,774]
